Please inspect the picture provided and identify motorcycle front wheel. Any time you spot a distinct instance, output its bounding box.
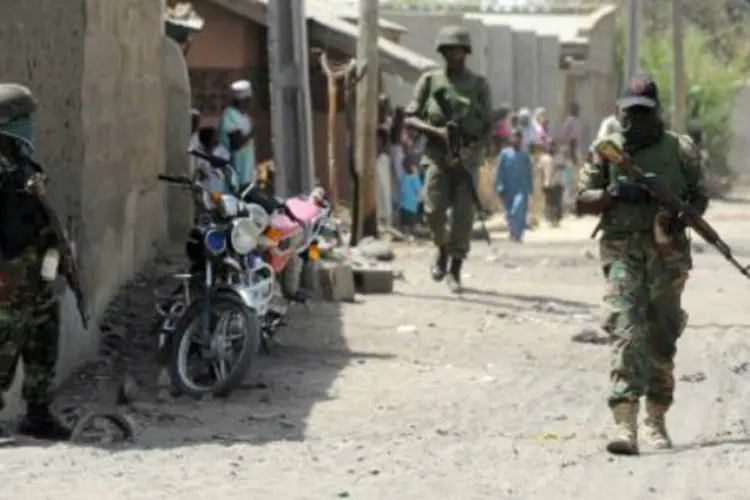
[169,289,259,399]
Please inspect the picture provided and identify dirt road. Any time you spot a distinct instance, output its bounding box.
[3,199,750,499]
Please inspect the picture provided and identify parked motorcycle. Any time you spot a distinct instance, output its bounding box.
[155,150,340,366]
[155,172,274,398]
[258,185,339,339]
[187,150,340,344]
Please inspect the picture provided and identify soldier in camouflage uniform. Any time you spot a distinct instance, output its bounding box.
[0,83,72,442]
[404,26,492,293]
[577,75,708,455]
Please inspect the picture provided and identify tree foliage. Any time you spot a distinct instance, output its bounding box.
[638,27,745,176]
[606,1,748,177]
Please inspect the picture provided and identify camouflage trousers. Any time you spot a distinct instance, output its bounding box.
[421,157,476,259]
[600,235,690,408]
[0,246,59,412]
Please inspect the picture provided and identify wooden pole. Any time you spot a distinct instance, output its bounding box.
[319,54,356,214]
[624,0,641,80]
[671,0,685,133]
[355,0,380,240]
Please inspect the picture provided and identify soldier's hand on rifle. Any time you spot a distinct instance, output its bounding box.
[666,211,691,234]
[606,176,651,204]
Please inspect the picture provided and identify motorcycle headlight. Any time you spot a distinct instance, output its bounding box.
[230,216,265,255]
[203,228,227,256]
[217,194,240,217]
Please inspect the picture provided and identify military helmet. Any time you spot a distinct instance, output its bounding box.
[0,84,37,126]
[435,26,472,54]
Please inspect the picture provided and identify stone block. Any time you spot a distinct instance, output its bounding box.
[317,261,356,302]
[352,265,394,294]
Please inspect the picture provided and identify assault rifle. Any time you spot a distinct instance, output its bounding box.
[594,139,750,279]
[431,88,491,246]
[23,156,89,327]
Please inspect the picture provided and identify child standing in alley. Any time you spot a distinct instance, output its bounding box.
[398,158,423,234]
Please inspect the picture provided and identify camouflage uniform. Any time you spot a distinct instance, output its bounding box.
[405,26,492,290]
[0,83,70,442]
[0,249,59,407]
[579,75,707,454]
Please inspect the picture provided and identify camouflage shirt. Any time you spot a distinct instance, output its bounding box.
[578,131,707,237]
[405,68,492,163]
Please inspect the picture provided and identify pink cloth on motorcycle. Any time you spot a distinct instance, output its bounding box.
[268,197,322,232]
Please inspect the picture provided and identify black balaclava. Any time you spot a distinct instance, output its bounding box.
[621,105,664,155]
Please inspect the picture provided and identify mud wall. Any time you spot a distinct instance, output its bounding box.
[0,0,167,415]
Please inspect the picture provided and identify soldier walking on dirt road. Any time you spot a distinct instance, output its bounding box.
[576,75,709,455]
[404,26,492,293]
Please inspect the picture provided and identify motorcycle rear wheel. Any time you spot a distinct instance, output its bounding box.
[169,289,259,399]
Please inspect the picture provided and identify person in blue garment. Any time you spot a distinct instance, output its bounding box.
[517,108,534,151]
[218,79,255,189]
[398,158,423,234]
[495,128,533,242]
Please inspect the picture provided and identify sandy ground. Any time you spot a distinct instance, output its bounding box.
[3,197,750,499]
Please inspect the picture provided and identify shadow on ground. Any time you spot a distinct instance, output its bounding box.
[37,244,391,451]
[393,287,596,317]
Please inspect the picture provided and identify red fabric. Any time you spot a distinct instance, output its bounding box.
[494,119,510,137]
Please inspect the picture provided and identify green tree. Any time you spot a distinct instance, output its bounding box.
[638,28,745,177]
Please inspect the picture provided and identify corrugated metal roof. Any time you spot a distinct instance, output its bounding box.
[307,10,439,81]
[210,0,438,81]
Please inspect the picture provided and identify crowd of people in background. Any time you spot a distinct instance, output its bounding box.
[187,81,586,246]
[374,95,584,243]
[491,101,582,241]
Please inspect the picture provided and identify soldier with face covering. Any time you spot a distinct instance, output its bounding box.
[577,75,708,455]
[404,26,492,293]
[0,84,74,442]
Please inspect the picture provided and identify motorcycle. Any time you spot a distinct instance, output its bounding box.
[155,171,275,398]
[187,150,340,345]
[155,150,340,363]
[257,185,339,340]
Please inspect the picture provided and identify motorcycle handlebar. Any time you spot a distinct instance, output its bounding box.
[187,148,231,168]
[157,174,192,185]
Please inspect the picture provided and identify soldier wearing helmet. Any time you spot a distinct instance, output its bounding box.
[576,75,709,456]
[404,25,492,293]
[0,83,73,442]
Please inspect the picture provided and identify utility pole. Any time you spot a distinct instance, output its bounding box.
[624,0,641,81]
[671,0,685,132]
[267,0,315,197]
[355,0,380,240]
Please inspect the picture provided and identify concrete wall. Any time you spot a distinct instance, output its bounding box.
[486,24,514,108]
[0,0,166,416]
[382,11,464,65]
[535,35,560,126]
[381,11,464,108]
[462,18,487,76]
[511,30,538,110]
[162,37,193,241]
[729,84,750,176]
[562,8,618,151]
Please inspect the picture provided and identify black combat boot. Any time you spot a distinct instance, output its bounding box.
[430,246,448,282]
[18,403,72,441]
[0,422,16,445]
[445,258,463,293]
